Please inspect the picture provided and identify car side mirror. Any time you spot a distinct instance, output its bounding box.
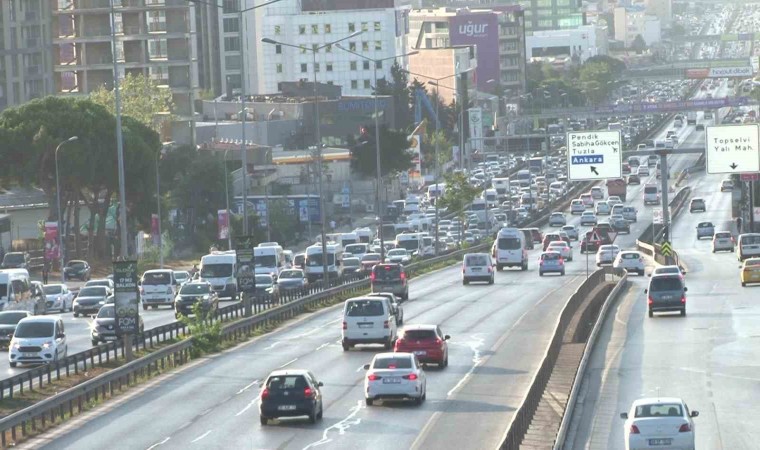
[57,333,65,339]
[363,364,370,370]
[643,289,648,293]
[690,410,699,417]
[444,335,450,340]
[318,381,324,387]
[137,280,142,286]
[620,412,628,419]
[683,287,688,292]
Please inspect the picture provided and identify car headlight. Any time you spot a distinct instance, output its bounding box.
[10,340,19,349]
[41,341,53,349]
[99,300,105,305]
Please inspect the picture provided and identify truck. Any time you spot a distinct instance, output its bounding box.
[686,111,697,125]
[528,157,544,174]
[606,178,627,202]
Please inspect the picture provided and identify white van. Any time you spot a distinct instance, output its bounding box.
[395,233,423,256]
[483,189,498,207]
[353,228,373,244]
[341,296,397,351]
[469,198,487,222]
[199,250,237,299]
[305,243,344,282]
[492,178,509,196]
[643,184,660,205]
[254,246,285,278]
[0,269,31,311]
[492,228,528,271]
[9,316,67,366]
[339,232,359,247]
[344,243,370,260]
[140,269,178,310]
[737,233,760,261]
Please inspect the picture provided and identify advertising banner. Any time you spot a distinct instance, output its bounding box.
[44,222,59,262]
[151,214,160,245]
[234,236,256,295]
[449,13,499,90]
[218,209,230,240]
[408,134,422,178]
[468,108,484,153]
[113,261,140,334]
[686,66,753,79]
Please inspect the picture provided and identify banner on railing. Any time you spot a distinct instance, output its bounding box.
[113,260,140,334]
[234,235,256,295]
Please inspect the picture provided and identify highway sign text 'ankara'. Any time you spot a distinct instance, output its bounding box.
[566,131,622,181]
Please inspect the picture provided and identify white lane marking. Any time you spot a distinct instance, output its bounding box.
[190,430,212,443]
[236,379,259,395]
[302,400,364,449]
[146,437,170,450]
[680,366,760,383]
[447,334,485,397]
[315,342,330,351]
[235,397,259,417]
[279,358,298,368]
[356,365,366,373]
[264,341,283,350]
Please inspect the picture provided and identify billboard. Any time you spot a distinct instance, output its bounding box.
[234,236,256,295]
[44,222,59,262]
[468,108,484,153]
[449,13,499,91]
[113,261,140,334]
[218,210,230,240]
[686,66,753,79]
[408,134,422,178]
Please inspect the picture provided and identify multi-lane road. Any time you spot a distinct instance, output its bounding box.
[16,90,719,449]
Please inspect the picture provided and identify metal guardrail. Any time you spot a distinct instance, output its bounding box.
[498,267,621,449]
[553,270,629,449]
[635,186,691,268]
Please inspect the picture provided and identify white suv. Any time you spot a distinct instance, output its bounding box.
[342,297,397,351]
[462,253,495,285]
[9,316,68,367]
[613,251,646,276]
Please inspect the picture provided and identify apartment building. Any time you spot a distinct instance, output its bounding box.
[0,0,54,110]
[480,0,585,32]
[52,0,198,144]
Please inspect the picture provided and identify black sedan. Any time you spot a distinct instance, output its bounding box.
[91,304,144,346]
[609,215,631,234]
[64,260,91,281]
[174,282,219,318]
[0,311,33,347]
[73,286,111,317]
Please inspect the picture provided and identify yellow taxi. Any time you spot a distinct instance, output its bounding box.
[740,258,760,287]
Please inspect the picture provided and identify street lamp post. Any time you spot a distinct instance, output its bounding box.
[333,45,417,261]
[109,0,128,258]
[223,148,233,250]
[155,152,163,269]
[54,136,78,282]
[262,31,362,286]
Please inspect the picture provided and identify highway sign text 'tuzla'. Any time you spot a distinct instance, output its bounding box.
[705,124,760,174]
[566,131,622,181]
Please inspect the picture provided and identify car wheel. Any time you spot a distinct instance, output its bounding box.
[681,308,686,317]
[489,276,494,285]
[260,416,268,426]
[10,362,16,368]
[414,395,423,406]
[496,264,502,271]
[142,304,148,311]
[309,408,317,424]
[742,282,746,287]
[648,309,654,318]
[317,404,324,420]
[561,271,565,276]
[73,312,79,318]
[638,270,645,276]
[539,272,544,277]
[463,279,469,285]
[384,339,392,350]
[522,264,528,271]
[365,398,373,406]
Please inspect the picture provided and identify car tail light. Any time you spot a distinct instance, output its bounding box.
[383,320,389,329]
[395,338,404,347]
[261,388,270,400]
[630,424,640,434]
[648,297,653,305]
[400,272,407,284]
[342,321,347,330]
[367,374,381,381]
[304,387,315,398]
[679,423,691,432]
[558,258,564,265]
[435,338,443,346]
[681,295,686,304]
[403,373,418,381]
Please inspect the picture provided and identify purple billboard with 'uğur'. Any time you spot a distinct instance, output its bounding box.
[449,13,499,90]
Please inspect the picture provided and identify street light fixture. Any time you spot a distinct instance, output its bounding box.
[55,136,78,282]
[333,44,417,261]
[262,30,362,286]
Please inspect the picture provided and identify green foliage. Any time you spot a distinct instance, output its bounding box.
[178,301,222,358]
[578,57,625,105]
[423,130,452,169]
[437,172,481,221]
[90,73,174,131]
[350,126,414,177]
[267,199,296,244]
[375,61,413,130]
[631,34,647,54]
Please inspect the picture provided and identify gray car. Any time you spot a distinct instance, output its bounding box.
[73,286,110,317]
[645,273,687,317]
[370,264,409,301]
[277,269,308,291]
[696,222,714,240]
[0,311,33,347]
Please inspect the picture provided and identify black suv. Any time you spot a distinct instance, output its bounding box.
[370,264,409,301]
[259,370,324,425]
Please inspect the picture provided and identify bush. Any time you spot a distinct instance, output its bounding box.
[178,301,222,358]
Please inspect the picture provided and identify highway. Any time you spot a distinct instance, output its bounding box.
[17,101,713,449]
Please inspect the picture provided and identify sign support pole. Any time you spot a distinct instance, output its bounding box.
[659,152,671,242]
[751,180,756,232]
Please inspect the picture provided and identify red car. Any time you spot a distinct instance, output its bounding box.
[542,233,562,251]
[394,324,450,367]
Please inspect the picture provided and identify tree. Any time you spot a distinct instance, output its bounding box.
[90,73,174,131]
[375,61,413,130]
[437,172,481,224]
[422,130,452,170]
[350,126,414,178]
[267,199,296,244]
[631,34,647,54]
[670,23,686,37]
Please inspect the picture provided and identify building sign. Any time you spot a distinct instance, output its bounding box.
[449,12,499,91]
[408,134,422,178]
[113,261,140,334]
[468,108,484,153]
[686,66,753,79]
[337,98,389,113]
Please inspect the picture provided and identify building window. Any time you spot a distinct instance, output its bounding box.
[223,37,240,52]
[299,25,306,35]
[375,41,382,51]
[314,63,320,72]
[350,61,357,70]
[222,0,239,14]
[361,22,368,32]
[351,80,358,89]
[325,44,332,53]
[275,44,282,54]
[276,63,283,73]
[148,38,167,58]
[223,18,239,33]
[349,42,356,51]
[301,63,308,73]
[325,24,332,34]
[362,41,368,51]
[375,60,382,69]
[312,24,319,34]
[348,23,355,32]
[374,21,381,31]
[312,43,319,52]
[364,79,371,89]
[363,60,370,70]
[225,55,241,70]
[326,63,333,72]
[274,25,281,35]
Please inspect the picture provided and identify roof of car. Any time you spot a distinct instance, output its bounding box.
[631,397,684,406]
[401,324,436,331]
[267,369,310,377]
[18,315,59,323]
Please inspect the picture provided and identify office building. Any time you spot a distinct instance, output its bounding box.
[407,46,477,104]
[479,0,585,32]
[526,24,608,62]
[613,6,661,47]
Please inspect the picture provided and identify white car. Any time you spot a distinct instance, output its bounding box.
[561,225,579,241]
[595,201,611,215]
[570,199,585,215]
[607,196,622,206]
[547,241,573,261]
[42,284,74,312]
[711,231,734,253]
[650,265,684,278]
[720,179,734,192]
[462,253,495,285]
[580,211,598,226]
[548,212,566,227]
[385,249,411,264]
[637,165,650,176]
[364,352,426,406]
[9,316,68,367]
[621,397,698,450]
[596,245,621,266]
[613,251,645,276]
[590,186,604,199]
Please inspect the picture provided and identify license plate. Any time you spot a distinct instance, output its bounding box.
[359,323,373,329]
[471,267,481,271]
[104,336,118,341]
[648,438,672,445]
[278,405,296,411]
[413,350,427,356]
[22,353,36,357]
[383,377,401,384]
[662,295,673,300]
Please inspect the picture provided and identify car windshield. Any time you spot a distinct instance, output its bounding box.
[14,321,54,338]
[97,306,115,318]
[698,223,713,228]
[362,254,381,262]
[307,253,336,266]
[621,253,639,259]
[142,272,171,285]
[180,284,210,295]
[745,259,760,267]
[67,261,86,269]
[266,375,308,391]
[635,403,683,418]
[343,258,360,267]
[650,277,683,291]
[465,255,488,266]
[498,237,521,250]
[742,235,760,245]
[0,312,28,325]
[396,240,419,251]
[78,287,107,297]
[346,300,384,316]
[279,270,303,279]
[345,244,366,254]
[255,275,274,287]
[402,329,436,340]
[373,357,413,369]
[255,255,277,268]
[87,280,110,288]
[200,263,232,278]
[43,285,63,295]
[644,186,658,194]
[388,250,406,256]
[542,253,560,260]
[174,272,189,281]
